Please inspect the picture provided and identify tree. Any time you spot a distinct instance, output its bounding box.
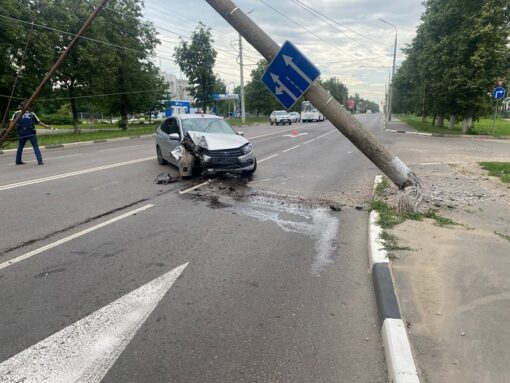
[393,0,510,133]
[174,23,219,112]
[244,60,280,116]
[321,77,348,106]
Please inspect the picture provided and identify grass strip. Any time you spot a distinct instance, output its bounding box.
[479,162,510,183]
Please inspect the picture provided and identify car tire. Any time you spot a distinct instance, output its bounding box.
[270,121,273,125]
[156,146,167,165]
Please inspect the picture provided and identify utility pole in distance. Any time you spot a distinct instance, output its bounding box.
[239,33,246,123]
[206,0,419,188]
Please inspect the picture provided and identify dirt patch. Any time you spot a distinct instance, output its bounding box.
[385,163,510,382]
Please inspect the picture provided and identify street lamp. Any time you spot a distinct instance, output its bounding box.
[379,18,397,122]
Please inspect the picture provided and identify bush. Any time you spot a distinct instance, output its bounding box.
[40,114,76,125]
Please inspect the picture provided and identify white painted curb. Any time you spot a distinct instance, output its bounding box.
[371,175,420,383]
[382,318,420,383]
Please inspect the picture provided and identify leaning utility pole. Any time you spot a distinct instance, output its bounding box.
[0,0,109,147]
[239,33,246,123]
[206,0,418,188]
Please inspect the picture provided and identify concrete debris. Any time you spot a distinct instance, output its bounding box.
[154,173,179,184]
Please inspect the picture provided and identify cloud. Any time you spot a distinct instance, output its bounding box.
[146,0,423,103]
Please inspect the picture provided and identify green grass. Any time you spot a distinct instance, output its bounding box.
[0,117,271,149]
[380,231,413,259]
[495,232,510,242]
[369,200,458,228]
[375,177,391,197]
[479,162,510,183]
[2,125,157,149]
[397,114,510,136]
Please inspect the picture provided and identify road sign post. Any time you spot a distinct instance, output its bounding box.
[261,41,320,110]
[492,87,506,135]
[206,0,420,189]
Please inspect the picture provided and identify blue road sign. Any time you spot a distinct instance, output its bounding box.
[261,41,321,110]
[493,86,506,100]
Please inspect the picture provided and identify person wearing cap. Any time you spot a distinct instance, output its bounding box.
[12,101,50,165]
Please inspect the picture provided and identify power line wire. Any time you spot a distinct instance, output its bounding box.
[291,0,390,48]
[257,0,360,60]
[0,13,240,78]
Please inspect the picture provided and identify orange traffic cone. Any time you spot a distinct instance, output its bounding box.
[291,128,298,137]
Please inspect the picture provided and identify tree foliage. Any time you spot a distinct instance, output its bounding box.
[393,0,510,132]
[0,0,168,131]
[174,23,220,111]
[244,60,281,116]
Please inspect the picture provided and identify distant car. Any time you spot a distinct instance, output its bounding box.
[289,112,301,122]
[270,110,292,125]
[155,114,256,176]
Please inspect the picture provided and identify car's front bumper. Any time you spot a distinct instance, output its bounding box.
[202,151,256,174]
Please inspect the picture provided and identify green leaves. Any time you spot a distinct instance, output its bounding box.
[174,23,219,110]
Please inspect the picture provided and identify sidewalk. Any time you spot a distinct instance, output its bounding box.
[385,118,419,133]
[387,164,510,382]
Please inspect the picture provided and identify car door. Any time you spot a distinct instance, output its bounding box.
[157,119,171,161]
[166,118,181,165]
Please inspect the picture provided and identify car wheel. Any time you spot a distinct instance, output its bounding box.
[270,121,273,125]
[156,146,167,165]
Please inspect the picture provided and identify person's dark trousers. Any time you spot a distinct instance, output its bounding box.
[16,134,43,164]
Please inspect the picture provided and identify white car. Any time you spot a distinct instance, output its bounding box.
[270,110,292,125]
[155,114,256,177]
[289,112,301,122]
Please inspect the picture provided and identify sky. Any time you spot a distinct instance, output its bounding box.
[143,0,425,105]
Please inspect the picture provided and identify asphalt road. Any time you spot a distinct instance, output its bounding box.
[1,114,390,382]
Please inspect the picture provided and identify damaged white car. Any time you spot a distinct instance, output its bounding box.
[155,114,257,177]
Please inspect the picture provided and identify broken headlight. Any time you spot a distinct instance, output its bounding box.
[241,143,253,155]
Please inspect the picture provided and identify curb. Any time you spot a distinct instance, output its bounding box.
[0,134,153,154]
[384,128,509,140]
[369,175,420,383]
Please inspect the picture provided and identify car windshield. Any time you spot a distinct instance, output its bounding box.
[276,111,287,115]
[182,118,236,135]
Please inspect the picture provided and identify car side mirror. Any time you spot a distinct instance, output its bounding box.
[237,130,244,137]
[169,133,180,140]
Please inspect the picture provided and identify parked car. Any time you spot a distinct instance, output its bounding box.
[289,112,301,122]
[270,110,292,125]
[155,114,256,177]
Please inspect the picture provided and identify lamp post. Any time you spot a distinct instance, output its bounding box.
[379,18,397,122]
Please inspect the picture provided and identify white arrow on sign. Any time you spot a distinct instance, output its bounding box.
[271,73,298,101]
[0,263,189,383]
[283,55,313,85]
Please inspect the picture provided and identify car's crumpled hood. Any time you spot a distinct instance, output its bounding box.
[186,131,248,150]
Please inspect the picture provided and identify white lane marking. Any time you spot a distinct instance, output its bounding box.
[0,156,155,191]
[0,204,153,271]
[282,132,308,138]
[0,263,188,383]
[99,144,142,152]
[282,144,301,153]
[258,154,278,163]
[8,153,83,165]
[316,130,336,139]
[302,138,316,145]
[179,180,211,194]
[247,127,299,140]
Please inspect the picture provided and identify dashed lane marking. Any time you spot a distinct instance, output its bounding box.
[99,144,142,152]
[0,204,154,271]
[8,153,83,166]
[179,180,212,195]
[258,154,278,163]
[0,156,155,191]
[282,145,301,153]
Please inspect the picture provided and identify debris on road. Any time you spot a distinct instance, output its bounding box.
[154,173,179,184]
